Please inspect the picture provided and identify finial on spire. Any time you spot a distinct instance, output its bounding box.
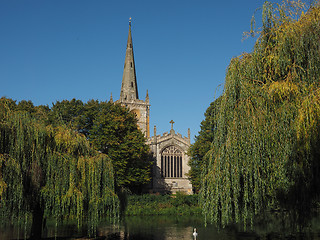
[110,92,113,103]
[129,17,132,27]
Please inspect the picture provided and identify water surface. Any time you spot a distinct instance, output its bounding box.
[1,215,319,239]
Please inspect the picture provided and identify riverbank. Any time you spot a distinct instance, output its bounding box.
[125,193,202,216]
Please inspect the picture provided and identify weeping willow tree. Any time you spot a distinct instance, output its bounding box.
[0,110,118,239]
[200,0,320,228]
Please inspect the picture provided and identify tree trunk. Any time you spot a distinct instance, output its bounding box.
[29,203,44,240]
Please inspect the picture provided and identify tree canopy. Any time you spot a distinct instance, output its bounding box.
[0,96,153,193]
[49,99,153,192]
[0,96,153,237]
[0,108,118,238]
[89,102,152,191]
[200,0,320,228]
[1,97,153,192]
[188,97,221,192]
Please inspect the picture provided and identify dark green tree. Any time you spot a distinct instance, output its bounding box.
[48,99,153,192]
[188,97,221,192]
[49,98,84,129]
[89,102,153,192]
[79,99,102,137]
[16,99,35,113]
[0,110,118,239]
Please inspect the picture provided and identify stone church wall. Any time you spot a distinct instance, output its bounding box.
[147,129,193,194]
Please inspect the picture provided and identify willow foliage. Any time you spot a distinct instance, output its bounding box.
[200,1,320,227]
[0,111,118,237]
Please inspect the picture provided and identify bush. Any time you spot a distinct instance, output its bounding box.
[125,194,201,216]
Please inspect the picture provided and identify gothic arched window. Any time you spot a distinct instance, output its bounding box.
[161,146,183,178]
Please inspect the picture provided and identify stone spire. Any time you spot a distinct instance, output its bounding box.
[120,18,139,102]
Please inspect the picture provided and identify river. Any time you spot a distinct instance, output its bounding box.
[1,215,319,239]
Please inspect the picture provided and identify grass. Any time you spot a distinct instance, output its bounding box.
[125,193,202,216]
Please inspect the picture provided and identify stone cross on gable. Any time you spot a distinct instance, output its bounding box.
[170,120,175,130]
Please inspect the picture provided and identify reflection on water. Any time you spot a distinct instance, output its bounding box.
[0,215,319,239]
[98,215,320,240]
[98,216,224,240]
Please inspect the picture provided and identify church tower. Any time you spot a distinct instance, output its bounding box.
[116,19,192,194]
[118,18,150,138]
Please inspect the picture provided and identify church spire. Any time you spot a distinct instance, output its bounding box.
[120,18,139,102]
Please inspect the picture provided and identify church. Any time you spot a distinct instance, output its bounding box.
[115,19,193,194]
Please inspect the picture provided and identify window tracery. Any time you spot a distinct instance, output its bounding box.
[161,146,183,178]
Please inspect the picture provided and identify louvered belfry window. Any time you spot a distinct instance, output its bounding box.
[161,146,183,178]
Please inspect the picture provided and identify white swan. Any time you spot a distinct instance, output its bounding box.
[193,228,198,239]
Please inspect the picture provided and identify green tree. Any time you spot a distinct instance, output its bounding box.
[33,104,50,123]
[200,1,320,228]
[80,99,106,137]
[89,102,152,193]
[188,97,221,192]
[0,110,118,238]
[16,99,35,113]
[0,97,16,119]
[49,99,153,193]
[0,98,50,124]
[49,98,84,129]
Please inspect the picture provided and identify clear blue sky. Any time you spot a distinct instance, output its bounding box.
[0,0,281,141]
